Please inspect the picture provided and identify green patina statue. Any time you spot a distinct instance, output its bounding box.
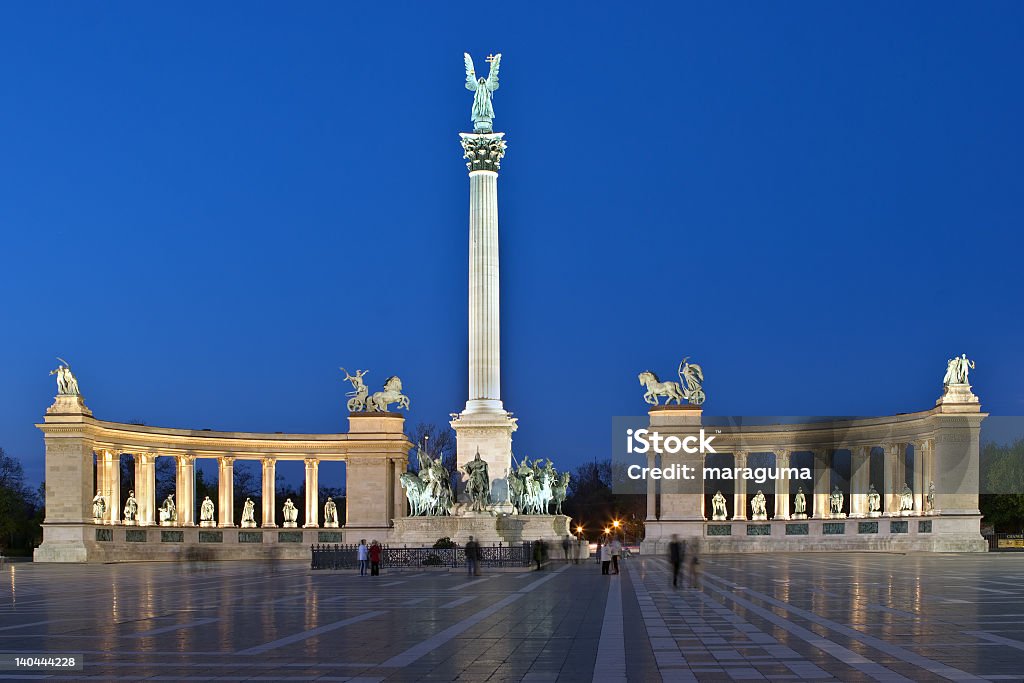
[464,52,501,133]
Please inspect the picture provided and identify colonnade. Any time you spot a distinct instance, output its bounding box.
[91,450,408,528]
[708,442,935,521]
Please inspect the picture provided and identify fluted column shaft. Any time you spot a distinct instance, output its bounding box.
[218,456,235,527]
[813,449,831,519]
[176,455,195,526]
[105,450,120,524]
[913,441,926,514]
[262,458,277,527]
[732,452,748,520]
[466,169,502,413]
[304,459,319,528]
[140,454,156,526]
[774,450,790,520]
[850,446,870,518]
[883,443,903,515]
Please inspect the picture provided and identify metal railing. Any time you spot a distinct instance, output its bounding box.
[310,542,536,570]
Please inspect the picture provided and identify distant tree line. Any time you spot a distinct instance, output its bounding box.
[980,438,1024,533]
[0,449,43,556]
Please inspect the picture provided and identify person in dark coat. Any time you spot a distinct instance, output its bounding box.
[668,534,685,588]
[465,536,480,577]
[369,540,382,576]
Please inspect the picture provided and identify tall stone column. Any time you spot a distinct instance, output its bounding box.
[813,449,831,519]
[176,454,195,526]
[261,458,277,528]
[133,454,143,521]
[850,446,870,518]
[218,456,235,527]
[304,458,319,528]
[102,449,120,524]
[35,393,96,562]
[883,443,903,516]
[94,452,105,520]
[451,131,517,508]
[732,452,748,520]
[139,453,156,526]
[774,450,791,520]
[912,441,926,514]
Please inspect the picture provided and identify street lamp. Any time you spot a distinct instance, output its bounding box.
[576,525,584,540]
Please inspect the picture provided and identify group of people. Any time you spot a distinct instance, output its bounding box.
[667,534,700,589]
[597,537,623,575]
[356,539,383,576]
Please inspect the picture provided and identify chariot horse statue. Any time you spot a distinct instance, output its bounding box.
[638,357,706,406]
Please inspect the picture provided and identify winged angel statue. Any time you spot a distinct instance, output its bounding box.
[464,52,501,133]
[638,357,706,406]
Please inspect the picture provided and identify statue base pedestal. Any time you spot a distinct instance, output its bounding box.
[323,521,339,528]
[283,521,298,528]
[159,521,176,527]
[900,510,914,517]
[830,513,847,519]
[390,514,572,546]
[711,514,728,521]
[750,514,768,521]
[199,520,217,528]
[792,513,807,520]
[241,520,257,528]
[868,512,881,518]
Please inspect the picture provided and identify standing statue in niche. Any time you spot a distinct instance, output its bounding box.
[900,483,914,513]
[867,484,881,515]
[158,494,176,525]
[49,358,81,396]
[92,491,106,520]
[926,481,936,512]
[200,496,215,525]
[241,498,257,527]
[793,487,807,518]
[463,451,491,512]
[830,486,845,517]
[282,498,298,527]
[750,490,768,520]
[123,491,138,524]
[463,53,501,133]
[711,491,728,520]
[324,497,339,527]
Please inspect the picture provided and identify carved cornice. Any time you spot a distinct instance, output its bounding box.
[461,133,506,172]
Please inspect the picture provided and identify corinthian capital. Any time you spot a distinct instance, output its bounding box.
[460,132,506,172]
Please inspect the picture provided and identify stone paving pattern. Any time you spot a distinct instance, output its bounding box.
[1,552,1023,681]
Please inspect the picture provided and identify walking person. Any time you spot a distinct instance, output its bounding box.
[610,536,622,575]
[562,535,571,563]
[465,535,479,577]
[369,540,382,577]
[600,539,611,575]
[533,539,545,571]
[688,538,701,589]
[668,534,685,588]
[357,539,369,577]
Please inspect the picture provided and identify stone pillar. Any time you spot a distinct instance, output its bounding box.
[133,454,143,521]
[646,452,657,521]
[774,449,790,520]
[345,413,412,532]
[139,453,156,526]
[813,449,830,519]
[883,443,903,516]
[261,458,277,527]
[94,451,105,520]
[304,458,319,528]
[392,458,406,521]
[35,393,96,562]
[176,454,195,526]
[912,441,926,515]
[452,132,516,509]
[850,446,870,518]
[218,456,235,527]
[102,449,120,524]
[924,439,937,513]
[732,451,748,520]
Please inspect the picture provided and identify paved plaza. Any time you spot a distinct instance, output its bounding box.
[1,553,1023,681]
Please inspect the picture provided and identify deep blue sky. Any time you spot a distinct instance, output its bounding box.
[2,3,1023,487]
